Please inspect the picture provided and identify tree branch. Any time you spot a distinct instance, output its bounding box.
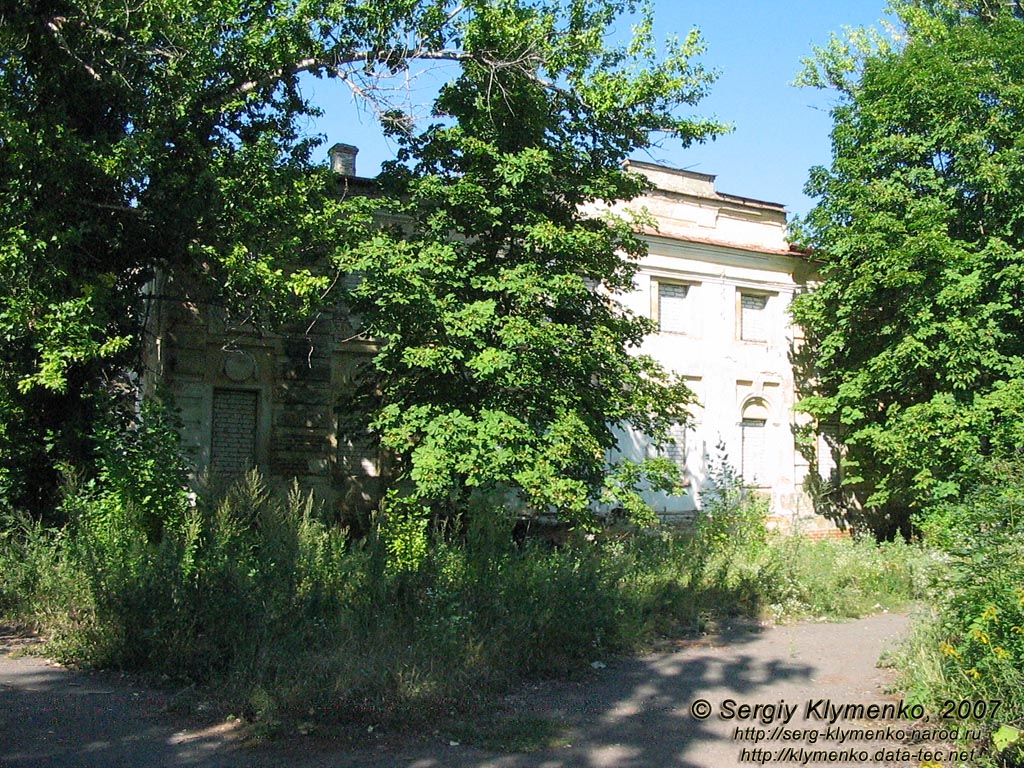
[43,17,101,81]
[231,48,474,99]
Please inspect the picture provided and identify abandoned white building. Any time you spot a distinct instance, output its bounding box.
[605,161,832,533]
[146,146,835,533]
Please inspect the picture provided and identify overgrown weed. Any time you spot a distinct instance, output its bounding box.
[892,462,1024,766]
[0,421,935,735]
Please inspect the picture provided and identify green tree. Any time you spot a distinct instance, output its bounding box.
[792,0,1024,536]
[0,0,393,511]
[340,1,723,527]
[1,0,722,521]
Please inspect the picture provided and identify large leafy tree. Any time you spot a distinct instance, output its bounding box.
[341,1,724,526]
[1,0,722,520]
[792,0,1024,535]
[0,0,440,511]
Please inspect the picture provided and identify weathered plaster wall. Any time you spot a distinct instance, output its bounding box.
[604,162,833,533]
[146,274,380,520]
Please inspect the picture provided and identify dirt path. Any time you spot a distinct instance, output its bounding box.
[1,613,932,768]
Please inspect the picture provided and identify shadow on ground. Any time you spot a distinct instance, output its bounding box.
[0,614,910,768]
[0,625,245,768]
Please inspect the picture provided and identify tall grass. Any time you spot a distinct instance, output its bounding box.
[893,463,1024,766]
[0,472,935,729]
[0,413,935,730]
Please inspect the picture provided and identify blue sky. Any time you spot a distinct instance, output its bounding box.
[307,1,892,219]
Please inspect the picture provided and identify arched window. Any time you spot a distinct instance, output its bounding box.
[740,399,770,486]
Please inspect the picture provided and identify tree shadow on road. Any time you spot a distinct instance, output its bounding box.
[0,624,244,768]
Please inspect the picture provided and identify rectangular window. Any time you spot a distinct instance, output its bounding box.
[211,388,258,475]
[659,423,688,471]
[817,428,840,487]
[741,418,768,486]
[681,375,703,423]
[657,282,690,334]
[740,292,769,342]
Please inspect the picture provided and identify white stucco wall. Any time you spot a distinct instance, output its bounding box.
[602,162,825,528]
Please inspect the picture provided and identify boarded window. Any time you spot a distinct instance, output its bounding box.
[740,398,770,486]
[817,428,840,487]
[211,388,257,475]
[659,423,688,472]
[336,412,379,478]
[741,418,768,486]
[740,293,769,342]
[658,282,690,333]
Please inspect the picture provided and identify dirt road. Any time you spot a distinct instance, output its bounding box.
[1,613,923,768]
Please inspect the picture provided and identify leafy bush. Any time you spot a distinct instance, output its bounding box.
[688,449,932,623]
[899,463,1024,762]
[0,509,56,617]
[693,449,769,567]
[0,423,934,729]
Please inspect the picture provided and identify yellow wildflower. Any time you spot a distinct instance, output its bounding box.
[939,642,960,659]
[969,627,990,644]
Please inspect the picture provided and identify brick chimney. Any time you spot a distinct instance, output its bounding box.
[328,143,359,176]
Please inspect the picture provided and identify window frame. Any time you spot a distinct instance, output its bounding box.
[739,398,772,487]
[736,289,775,343]
[210,387,260,476]
[651,277,699,336]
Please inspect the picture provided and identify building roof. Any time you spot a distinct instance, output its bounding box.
[625,160,787,213]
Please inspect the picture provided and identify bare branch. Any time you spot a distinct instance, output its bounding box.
[232,49,473,99]
[443,4,467,26]
[44,17,102,81]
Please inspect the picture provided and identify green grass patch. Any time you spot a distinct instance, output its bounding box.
[891,462,1024,767]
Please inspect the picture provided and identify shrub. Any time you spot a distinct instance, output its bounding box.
[688,448,931,623]
[0,509,55,617]
[0,424,934,731]
[901,462,1024,760]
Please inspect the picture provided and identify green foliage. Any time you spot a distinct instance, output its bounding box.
[1,455,932,728]
[695,444,769,555]
[891,463,1024,765]
[87,396,191,542]
[756,536,935,622]
[0,509,57,618]
[2,0,720,523]
[688,449,931,622]
[379,498,430,575]
[335,0,723,527]
[791,2,1024,534]
[901,464,1024,742]
[0,0,369,510]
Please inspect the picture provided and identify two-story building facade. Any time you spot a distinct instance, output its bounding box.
[147,150,834,533]
[606,161,830,533]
